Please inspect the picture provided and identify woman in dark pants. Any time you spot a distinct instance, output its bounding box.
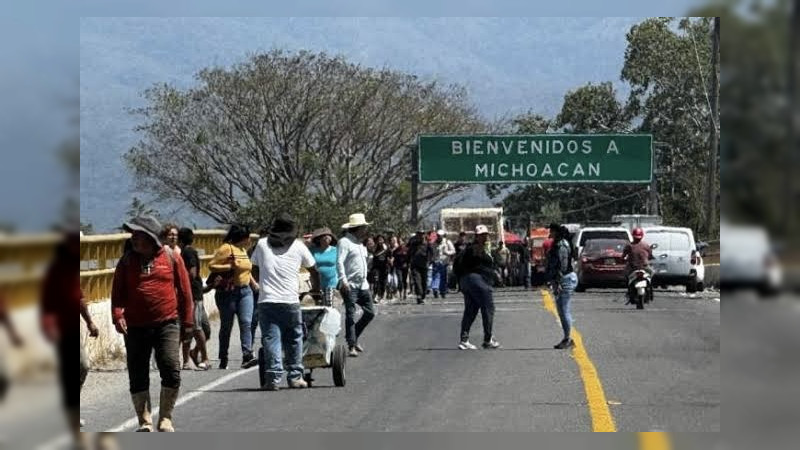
[457,225,501,350]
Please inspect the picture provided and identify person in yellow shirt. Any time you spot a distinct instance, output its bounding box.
[209,224,259,369]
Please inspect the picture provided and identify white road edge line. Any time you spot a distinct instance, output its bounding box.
[38,366,257,450]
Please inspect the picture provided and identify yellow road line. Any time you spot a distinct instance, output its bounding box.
[639,432,672,450]
[541,289,617,432]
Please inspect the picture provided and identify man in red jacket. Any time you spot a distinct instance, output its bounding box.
[112,215,193,432]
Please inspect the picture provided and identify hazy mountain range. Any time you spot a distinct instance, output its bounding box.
[80,17,646,232]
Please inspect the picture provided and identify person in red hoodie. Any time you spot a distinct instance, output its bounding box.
[40,230,99,446]
[111,215,193,432]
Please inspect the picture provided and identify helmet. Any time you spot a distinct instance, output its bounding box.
[632,227,644,240]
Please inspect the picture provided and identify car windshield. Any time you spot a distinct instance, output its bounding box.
[580,231,629,246]
[583,239,627,256]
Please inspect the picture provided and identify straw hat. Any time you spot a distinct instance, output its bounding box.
[341,213,371,230]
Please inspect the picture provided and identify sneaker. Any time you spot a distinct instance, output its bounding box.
[288,377,308,389]
[354,344,364,353]
[261,383,280,391]
[458,341,478,350]
[348,347,359,357]
[554,338,575,350]
[80,419,86,428]
[241,353,258,369]
[482,338,501,349]
[218,358,228,370]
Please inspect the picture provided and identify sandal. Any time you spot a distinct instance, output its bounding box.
[196,361,210,371]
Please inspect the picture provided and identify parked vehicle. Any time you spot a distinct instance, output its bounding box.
[575,238,629,291]
[528,227,550,284]
[571,226,632,261]
[642,226,705,292]
[612,214,663,231]
[719,222,782,296]
[441,207,504,244]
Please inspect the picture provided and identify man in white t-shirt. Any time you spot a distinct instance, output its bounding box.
[250,214,319,391]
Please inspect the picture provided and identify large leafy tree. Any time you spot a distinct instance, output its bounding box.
[622,17,716,236]
[494,82,649,224]
[692,0,792,236]
[126,50,485,233]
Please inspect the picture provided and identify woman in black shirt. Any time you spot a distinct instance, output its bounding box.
[457,225,501,350]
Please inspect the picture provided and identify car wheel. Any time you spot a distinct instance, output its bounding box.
[686,281,697,294]
[759,283,780,298]
[575,283,586,293]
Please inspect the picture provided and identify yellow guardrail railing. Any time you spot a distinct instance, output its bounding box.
[0,229,243,307]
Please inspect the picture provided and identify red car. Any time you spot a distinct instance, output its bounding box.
[575,238,629,291]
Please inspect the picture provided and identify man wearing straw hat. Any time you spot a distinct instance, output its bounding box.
[337,213,377,357]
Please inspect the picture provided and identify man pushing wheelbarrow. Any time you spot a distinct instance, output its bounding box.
[249,213,322,391]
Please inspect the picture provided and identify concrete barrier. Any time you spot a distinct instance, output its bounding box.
[80,292,221,370]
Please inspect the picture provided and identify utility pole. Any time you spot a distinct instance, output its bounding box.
[650,146,658,216]
[410,143,419,228]
[706,16,720,239]
[787,1,800,235]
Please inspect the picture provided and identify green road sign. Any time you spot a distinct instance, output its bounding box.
[418,134,653,183]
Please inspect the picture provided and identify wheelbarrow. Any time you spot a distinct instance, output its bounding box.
[257,304,347,388]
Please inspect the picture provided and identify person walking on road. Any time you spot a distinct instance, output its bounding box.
[162,224,181,256]
[455,225,500,350]
[311,227,338,307]
[494,241,511,287]
[112,215,194,432]
[337,213,377,357]
[549,224,578,350]
[250,214,319,391]
[209,224,259,370]
[177,228,210,371]
[39,231,99,444]
[371,235,390,303]
[408,230,433,304]
[431,230,456,299]
[393,237,410,301]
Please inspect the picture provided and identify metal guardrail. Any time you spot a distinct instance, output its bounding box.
[0,229,239,307]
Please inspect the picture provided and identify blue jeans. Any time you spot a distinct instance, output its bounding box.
[259,302,304,385]
[215,286,254,361]
[341,288,376,347]
[431,262,449,296]
[556,272,578,340]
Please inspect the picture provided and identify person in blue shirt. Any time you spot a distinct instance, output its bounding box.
[310,227,339,306]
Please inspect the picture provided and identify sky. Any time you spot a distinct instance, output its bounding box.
[79,17,666,232]
[1,2,705,233]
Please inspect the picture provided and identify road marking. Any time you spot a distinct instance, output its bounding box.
[108,366,258,432]
[38,367,257,449]
[639,432,672,450]
[541,290,617,432]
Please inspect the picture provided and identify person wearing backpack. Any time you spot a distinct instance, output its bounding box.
[408,230,433,304]
[431,230,456,299]
[112,215,194,432]
[549,224,578,350]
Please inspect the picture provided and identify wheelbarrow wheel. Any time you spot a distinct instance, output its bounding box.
[332,344,347,387]
[257,347,266,388]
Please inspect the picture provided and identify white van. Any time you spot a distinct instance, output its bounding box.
[642,226,705,292]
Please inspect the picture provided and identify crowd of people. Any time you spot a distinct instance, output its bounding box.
[68,210,583,435]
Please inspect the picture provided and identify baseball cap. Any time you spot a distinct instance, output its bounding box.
[475,225,489,235]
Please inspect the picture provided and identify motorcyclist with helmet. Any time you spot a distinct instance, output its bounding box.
[622,227,655,304]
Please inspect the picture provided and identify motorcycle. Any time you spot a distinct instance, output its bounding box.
[628,269,653,310]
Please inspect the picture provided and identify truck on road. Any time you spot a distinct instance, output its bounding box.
[440,207,505,245]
